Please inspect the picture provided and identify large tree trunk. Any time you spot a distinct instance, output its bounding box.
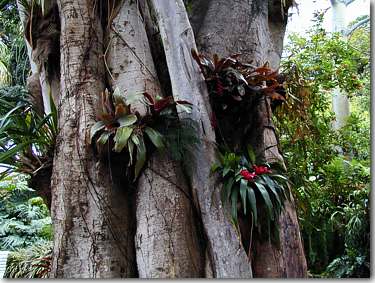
[195,0,307,277]
[17,0,307,278]
[106,0,204,277]
[50,0,135,277]
[149,0,253,278]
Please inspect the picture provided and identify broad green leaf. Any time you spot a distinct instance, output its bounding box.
[247,187,257,225]
[125,92,144,106]
[222,177,234,204]
[113,126,133,152]
[134,135,146,180]
[97,132,111,145]
[223,167,231,177]
[240,179,248,215]
[231,188,239,223]
[128,139,134,165]
[113,87,124,105]
[0,142,30,163]
[90,121,105,143]
[210,163,220,174]
[176,103,192,114]
[254,182,274,220]
[118,114,137,127]
[247,144,256,164]
[131,133,140,145]
[144,127,165,149]
[262,176,282,209]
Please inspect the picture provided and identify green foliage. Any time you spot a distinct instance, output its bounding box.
[325,184,369,278]
[0,86,57,178]
[5,239,51,278]
[212,147,289,243]
[276,13,370,277]
[90,88,194,180]
[0,0,29,85]
[0,174,52,251]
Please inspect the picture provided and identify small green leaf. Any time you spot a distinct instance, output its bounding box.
[247,144,256,164]
[97,132,111,145]
[223,167,231,177]
[262,176,282,209]
[254,182,274,220]
[90,121,105,143]
[134,135,147,180]
[144,127,165,149]
[113,87,124,105]
[176,103,192,114]
[222,177,234,204]
[210,163,220,174]
[128,139,134,166]
[231,188,239,223]
[247,187,257,225]
[117,114,137,127]
[240,179,248,215]
[113,126,133,152]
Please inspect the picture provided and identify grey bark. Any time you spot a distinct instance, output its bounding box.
[148,0,253,278]
[196,0,307,278]
[17,0,308,278]
[106,0,204,277]
[50,0,135,277]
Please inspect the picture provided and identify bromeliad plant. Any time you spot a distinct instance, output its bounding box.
[90,88,192,180]
[192,49,286,115]
[211,145,290,243]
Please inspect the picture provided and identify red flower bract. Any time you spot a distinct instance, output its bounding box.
[253,165,271,175]
[240,169,257,181]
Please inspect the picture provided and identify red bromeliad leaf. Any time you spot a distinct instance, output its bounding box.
[143,92,155,105]
[154,96,174,113]
[175,100,193,105]
[115,103,127,119]
[267,92,286,101]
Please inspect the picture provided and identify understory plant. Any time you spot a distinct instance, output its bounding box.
[0,174,52,250]
[90,88,193,180]
[5,239,52,278]
[211,145,290,244]
[0,86,57,180]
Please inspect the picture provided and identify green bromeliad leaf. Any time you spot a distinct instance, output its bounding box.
[254,182,274,221]
[113,126,133,153]
[231,188,238,224]
[240,179,248,215]
[134,134,146,180]
[97,132,111,145]
[144,127,164,149]
[247,187,257,224]
[118,114,137,127]
[90,121,105,143]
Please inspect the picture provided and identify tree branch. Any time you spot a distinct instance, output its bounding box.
[345,16,370,36]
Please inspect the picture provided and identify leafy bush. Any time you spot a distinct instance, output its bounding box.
[275,12,370,277]
[4,240,52,278]
[0,86,57,179]
[0,174,52,250]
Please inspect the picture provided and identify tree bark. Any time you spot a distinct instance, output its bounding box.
[16,0,308,278]
[50,0,135,277]
[106,0,204,277]
[196,0,307,278]
[149,0,253,278]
